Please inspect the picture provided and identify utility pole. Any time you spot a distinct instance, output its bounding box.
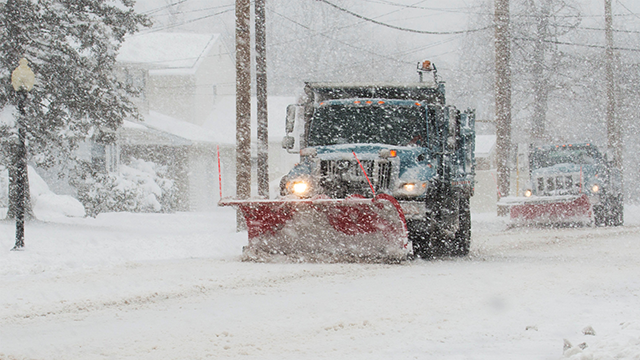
[236,0,251,225]
[255,0,269,198]
[531,1,549,143]
[605,0,621,169]
[495,0,512,208]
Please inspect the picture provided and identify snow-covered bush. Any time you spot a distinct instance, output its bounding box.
[72,158,176,217]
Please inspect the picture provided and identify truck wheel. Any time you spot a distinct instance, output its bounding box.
[451,196,471,256]
[593,204,606,227]
[407,219,434,259]
[596,195,624,227]
[608,195,624,227]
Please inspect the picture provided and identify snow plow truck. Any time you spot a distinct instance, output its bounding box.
[220,61,476,261]
[499,143,623,226]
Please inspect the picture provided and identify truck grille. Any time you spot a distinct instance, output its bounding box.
[535,173,582,195]
[320,159,392,197]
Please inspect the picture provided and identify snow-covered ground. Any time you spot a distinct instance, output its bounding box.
[1,204,640,359]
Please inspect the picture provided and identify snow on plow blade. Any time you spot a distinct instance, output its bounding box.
[219,194,410,262]
[504,194,592,224]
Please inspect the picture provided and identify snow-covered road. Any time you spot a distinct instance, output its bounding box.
[1,209,640,359]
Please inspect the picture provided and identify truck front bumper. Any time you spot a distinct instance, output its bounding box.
[399,200,427,220]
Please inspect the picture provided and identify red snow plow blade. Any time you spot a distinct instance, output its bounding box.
[219,194,410,262]
[504,194,593,224]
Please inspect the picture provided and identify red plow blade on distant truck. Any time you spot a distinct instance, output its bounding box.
[502,194,593,225]
[219,194,410,262]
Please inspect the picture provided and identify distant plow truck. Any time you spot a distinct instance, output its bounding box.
[499,143,623,227]
[220,61,476,262]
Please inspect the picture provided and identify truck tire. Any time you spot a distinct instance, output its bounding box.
[593,204,606,227]
[407,219,433,259]
[596,195,624,227]
[608,195,624,227]
[451,196,471,256]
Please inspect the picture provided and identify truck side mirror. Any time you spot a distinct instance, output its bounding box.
[285,104,297,134]
[282,135,295,150]
[604,148,614,162]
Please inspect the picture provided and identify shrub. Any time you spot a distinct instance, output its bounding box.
[72,158,176,217]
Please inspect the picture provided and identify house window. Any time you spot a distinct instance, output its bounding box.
[91,142,106,172]
[105,144,119,173]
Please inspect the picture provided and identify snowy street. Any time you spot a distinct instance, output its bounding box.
[1,208,640,359]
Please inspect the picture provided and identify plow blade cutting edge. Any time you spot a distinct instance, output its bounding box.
[219,194,410,262]
[506,194,593,224]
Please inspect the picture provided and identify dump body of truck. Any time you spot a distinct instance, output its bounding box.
[500,143,623,226]
[221,64,476,260]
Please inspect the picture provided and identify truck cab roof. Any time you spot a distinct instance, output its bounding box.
[305,82,445,105]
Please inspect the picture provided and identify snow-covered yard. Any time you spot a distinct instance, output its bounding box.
[1,206,640,359]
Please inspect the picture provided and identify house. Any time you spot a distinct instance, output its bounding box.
[115,32,298,211]
[117,32,236,125]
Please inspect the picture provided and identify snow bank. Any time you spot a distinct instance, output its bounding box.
[28,166,85,220]
[1,166,85,221]
[563,323,640,359]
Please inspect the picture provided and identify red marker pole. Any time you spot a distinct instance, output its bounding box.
[352,151,376,197]
[217,145,223,199]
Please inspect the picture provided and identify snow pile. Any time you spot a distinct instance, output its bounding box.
[0,166,85,220]
[563,323,640,359]
[29,165,86,220]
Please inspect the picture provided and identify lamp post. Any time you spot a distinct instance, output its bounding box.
[10,58,35,251]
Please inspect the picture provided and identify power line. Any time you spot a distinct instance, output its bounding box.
[514,37,640,52]
[269,9,414,67]
[143,0,191,15]
[617,0,640,21]
[150,3,234,18]
[555,24,640,34]
[137,8,235,34]
[359,0,486,14]
[356,0,640,19]
[314,0,491,35]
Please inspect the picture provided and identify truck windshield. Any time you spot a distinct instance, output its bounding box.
[531,148,600,169]
[308,104,426,147]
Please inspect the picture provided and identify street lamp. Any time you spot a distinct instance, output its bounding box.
[10,58,35,251]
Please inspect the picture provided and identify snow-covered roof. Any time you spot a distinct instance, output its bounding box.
[203,96,297,145]
[144,111,217,143]
[117,32,219,73]
[120,96,296,146]
[475,135,496,157]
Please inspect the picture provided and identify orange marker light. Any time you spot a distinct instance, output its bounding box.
[389,150,397,157]
[366,101,372,104]
[354,100,361,104]
[378,101,385,104]
[415,102,421,106]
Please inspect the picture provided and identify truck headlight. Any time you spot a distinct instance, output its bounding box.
[524,189,532,197]
[591,184,600,193]
[287,179,312,197]
[403,183,416,192]
[396,182,427,196]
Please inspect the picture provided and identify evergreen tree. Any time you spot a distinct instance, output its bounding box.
[0,0,150,218]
